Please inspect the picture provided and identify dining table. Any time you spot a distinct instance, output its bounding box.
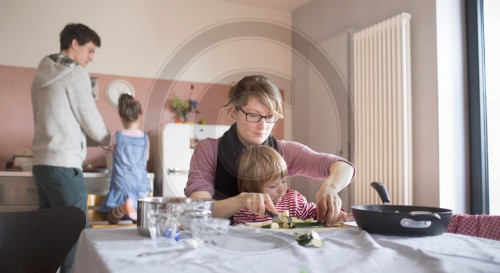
[71,222,500,273]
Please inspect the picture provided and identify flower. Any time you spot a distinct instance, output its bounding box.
[170,97,200,122]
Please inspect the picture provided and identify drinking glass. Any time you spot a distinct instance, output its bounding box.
[189,217,230,246]
[148,209,180,247]
[178,201,213,233]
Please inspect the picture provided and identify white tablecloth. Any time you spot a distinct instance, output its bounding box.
[72,225,500,273]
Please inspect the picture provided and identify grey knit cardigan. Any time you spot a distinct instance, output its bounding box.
[31,56,110,170]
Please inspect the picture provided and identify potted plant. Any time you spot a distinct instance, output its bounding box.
[170,97,200,123]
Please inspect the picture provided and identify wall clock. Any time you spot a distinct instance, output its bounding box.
[105,79,135,107]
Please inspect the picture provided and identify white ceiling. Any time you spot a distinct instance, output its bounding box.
[220,0,313,11]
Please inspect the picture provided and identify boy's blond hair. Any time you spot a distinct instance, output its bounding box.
[237,145,287,193]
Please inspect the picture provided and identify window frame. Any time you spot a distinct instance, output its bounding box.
[465,0,489,214]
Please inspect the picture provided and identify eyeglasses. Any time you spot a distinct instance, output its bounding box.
[238,108,280,123]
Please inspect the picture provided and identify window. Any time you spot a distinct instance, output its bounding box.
[484,0,500,214]
[466,0,499,214]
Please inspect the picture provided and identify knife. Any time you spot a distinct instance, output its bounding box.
[265,210,280,222]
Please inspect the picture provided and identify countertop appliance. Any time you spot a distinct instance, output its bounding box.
[158,123,230,197]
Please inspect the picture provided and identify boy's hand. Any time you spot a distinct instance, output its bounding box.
[240,192,277,217]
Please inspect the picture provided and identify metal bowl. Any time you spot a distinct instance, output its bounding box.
[137,197,214,237]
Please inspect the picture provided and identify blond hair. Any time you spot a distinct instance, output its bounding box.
[223,75,284,118]
[237,145,287,193]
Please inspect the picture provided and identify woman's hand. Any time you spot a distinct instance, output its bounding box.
[238,192,278,217]
[316,187,343,226]
[316,161,355,227]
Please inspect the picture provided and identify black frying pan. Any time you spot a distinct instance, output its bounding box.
[351,182,452,236]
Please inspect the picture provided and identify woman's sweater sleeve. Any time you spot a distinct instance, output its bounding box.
[279,140,354,180]
[184,138,219,197]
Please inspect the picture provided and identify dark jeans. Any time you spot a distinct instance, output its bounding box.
[32,165,88,273]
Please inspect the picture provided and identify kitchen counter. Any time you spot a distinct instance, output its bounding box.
[0,171,115,178]
[0,171,154,212]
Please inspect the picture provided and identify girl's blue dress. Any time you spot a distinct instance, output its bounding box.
[99,131,151,212]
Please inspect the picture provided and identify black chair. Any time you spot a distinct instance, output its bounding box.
[0,206,86,273]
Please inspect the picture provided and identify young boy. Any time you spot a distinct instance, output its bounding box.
[233,145,321,225]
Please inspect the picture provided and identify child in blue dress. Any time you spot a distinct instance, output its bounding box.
[99,94,151,223]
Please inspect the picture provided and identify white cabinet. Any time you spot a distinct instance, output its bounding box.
[0,171,154,212]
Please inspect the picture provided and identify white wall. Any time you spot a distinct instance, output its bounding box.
[0,0,292,83]
[292,0,468,211]
[436,0,468,213]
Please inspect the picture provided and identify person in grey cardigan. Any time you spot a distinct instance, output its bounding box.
[31,23,110,273]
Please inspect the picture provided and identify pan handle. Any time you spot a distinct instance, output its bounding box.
[400,211,442,229]
[370,182,391,204]
[408,211,442,221]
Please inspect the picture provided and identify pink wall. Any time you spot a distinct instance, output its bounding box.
[0,66,35,169]
[0,65,283,170]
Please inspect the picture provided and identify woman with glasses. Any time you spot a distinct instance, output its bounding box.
[185,75,355,226]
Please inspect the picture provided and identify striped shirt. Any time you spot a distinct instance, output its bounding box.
[232,189,317,225]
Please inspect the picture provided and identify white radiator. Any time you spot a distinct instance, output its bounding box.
[352,13,413,205]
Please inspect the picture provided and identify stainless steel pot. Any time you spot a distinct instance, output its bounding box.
[137,197,214,237]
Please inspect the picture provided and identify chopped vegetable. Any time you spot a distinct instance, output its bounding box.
[270,222,280,229]
[332,222,343,227]
[261,209,334,229]
[293,221,324,228]
[295,231,323,248]
[310,238,323,247]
